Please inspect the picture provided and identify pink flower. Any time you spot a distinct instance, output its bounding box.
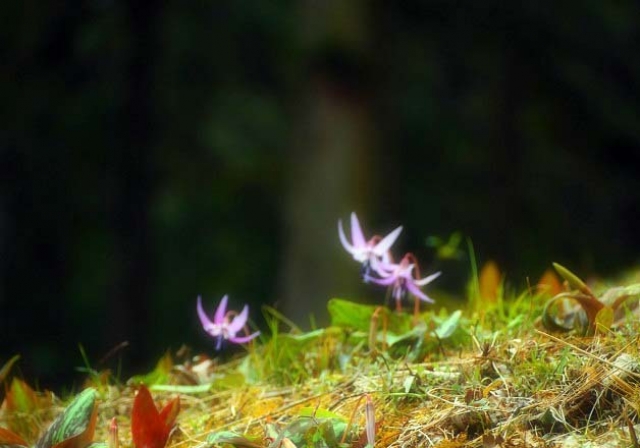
[338,212,402,277]
[367,254,440,308]
[197,295,260,350]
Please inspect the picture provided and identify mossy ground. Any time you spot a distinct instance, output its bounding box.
[4,267,640,447]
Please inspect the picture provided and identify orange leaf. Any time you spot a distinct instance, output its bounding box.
[537,269,563,297]
[0,426,28,447]
[479,260,500,303]
[131,386,173,448]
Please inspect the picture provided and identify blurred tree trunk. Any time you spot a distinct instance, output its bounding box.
[107,1,160,364]
[279,1,376,325]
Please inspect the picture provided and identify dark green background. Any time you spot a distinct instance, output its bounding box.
[2,1,639,388]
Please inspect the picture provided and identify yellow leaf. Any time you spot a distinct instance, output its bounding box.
[479,260,500,303]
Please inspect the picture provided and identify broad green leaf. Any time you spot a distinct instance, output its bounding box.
[328,299,377,332]
[298,407,345,421]
[205,431,263,448]
[282,417,348,447]
[149,384,211,394]
[433,310,462,339]
[506,314,526,330]
[36,388,97,448]
[403,375,416,394]
[380,329,421,347]
[209,372,246,390]
[283,328,327,341]
[328,298,412,334]
[128,352,173,386]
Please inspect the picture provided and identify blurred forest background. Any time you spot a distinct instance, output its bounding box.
[2,1,640,388]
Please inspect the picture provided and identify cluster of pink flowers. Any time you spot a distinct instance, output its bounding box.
[339,212,440,310]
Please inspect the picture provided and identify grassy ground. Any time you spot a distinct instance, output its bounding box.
[3,265,640,448]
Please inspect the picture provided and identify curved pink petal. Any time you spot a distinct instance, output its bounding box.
[415,271,441,286]
[214,295,229,324]
[228,304,249,334]
[197,295,214,329]
[373,226,402,256]
[350,212,366,248]
[367,275,397,286]
[398,263,415,279]
[229,331,261,344]
[338,219,356,253]
[371,260,398,277]
[406,281,435,303]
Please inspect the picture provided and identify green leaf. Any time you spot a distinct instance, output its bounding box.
[36,388,98,448]
[328,298,376,332]
[283,328,327,342]
[552,263,592,295]
[128,352,173,386]
[595,306,614,334]
[328,298,412,334]
[205,431,263,448]
[432,310,462,339]
[298,407,345,421]
[282,417,348,447]
[149,384,212,394]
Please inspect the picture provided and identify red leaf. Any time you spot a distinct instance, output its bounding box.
[158,397,180,429]
[0,426,28,447]
[131,386,178,448]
